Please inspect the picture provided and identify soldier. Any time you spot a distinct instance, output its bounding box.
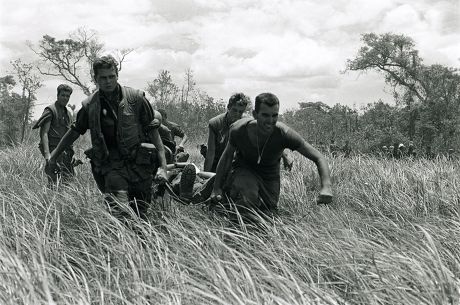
[407,141,417,158]
[203,93,293,173]
[48,55,168,221]
[447,148,455,160]
[210,93,332,219]
[157,109,189,162]
[342,140,352,158]
[329,140,339,157]
[397,143,406,158]
[204,93,251,172]
[388,145,395,158]
[381,145,388,158]
[152,110,176,164]
[33,84,75,184]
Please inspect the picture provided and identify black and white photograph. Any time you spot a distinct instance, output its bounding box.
[0,0,459,304]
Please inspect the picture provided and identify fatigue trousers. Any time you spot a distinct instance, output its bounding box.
[223,166,280,222]
[92,159,154,221]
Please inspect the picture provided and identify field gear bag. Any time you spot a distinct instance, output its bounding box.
[136,143,157,165]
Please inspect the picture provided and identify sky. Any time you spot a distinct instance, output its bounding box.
[0,0,459,118]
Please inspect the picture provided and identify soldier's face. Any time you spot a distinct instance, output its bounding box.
[57,90,71,106]
[253,103,279,135]
[227,103,246,124]
[95,67,118,93]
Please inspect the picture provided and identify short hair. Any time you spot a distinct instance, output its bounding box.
[254,93,279,113]
[92,55,118,78]
[227,93,250,109]
[157,109,167,120]
[57,84,73,95]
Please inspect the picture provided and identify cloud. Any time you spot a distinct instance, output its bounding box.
[224,47,258,59]
[147,0,219,22]
[148,34,200,53]
[1,0,458,120]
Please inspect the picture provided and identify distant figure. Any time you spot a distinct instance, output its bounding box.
[32,84,75,184]
[447,148,455,160]
[389,145,395,158]
[392,143,401,159]
[342,140,352,158]
[157,109,189,162]
[407,141,417,158]
[329,140,339,157]
[398,143,406,158]
[381,145,388,158]
[425,146,435,159]
[318,141,326,153]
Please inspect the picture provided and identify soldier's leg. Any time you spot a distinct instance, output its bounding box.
[104,169,131,220]
[229,168,260,209]
[258,179,281,214]
[44,145,58,185]
[59,149,75,183]
[128,176,153,220]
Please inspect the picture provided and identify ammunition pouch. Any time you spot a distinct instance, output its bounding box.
[135,143,157,166]
[133,143,158,180]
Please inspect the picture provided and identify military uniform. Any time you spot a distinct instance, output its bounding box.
[73,85,158,219]
[208,113,232,172]
[157,124,176,164]
[33,102,74,183]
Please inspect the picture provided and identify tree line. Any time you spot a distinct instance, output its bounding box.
[283,33,460,155]
[0,29,459,154]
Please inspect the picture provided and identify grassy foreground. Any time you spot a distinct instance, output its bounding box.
[0,143,459,305]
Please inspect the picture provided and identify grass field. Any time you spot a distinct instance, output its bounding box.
[1,142,459,305]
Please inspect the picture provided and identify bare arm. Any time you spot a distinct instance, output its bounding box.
[49,129,81,163]
[150,128,167,170]
[296,140,333,203]
[204,127,216,172]
[150,127,169,182]
[39,120,51,160]
[178,133,188,148]
[281,149,293,171]
[212,142,236,195]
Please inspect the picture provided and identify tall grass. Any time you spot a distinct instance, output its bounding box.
[1,143,459,304]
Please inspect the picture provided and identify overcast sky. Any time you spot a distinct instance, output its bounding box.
[1,0,459,118]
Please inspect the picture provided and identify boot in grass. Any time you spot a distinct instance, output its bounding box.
[180,163,196,201]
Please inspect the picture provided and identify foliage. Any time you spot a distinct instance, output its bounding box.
[10,59,42,142]
[346,32,460,148]
[146,69,226,141]
[0,74,35,145]
[28,27,132,96]
[0,76,21,145]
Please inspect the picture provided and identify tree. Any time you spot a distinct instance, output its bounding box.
[181,68,196,103]
[28,27,133,96]
[146,70,180,105]
[145,69,226,139]
[0,75,23,145]
[346,33,426,102]
[10,59,42,142]
[346,32,460,148]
